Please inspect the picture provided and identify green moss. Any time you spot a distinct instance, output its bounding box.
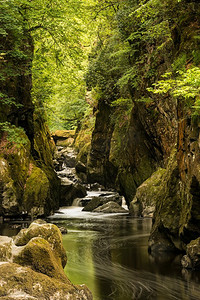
[33,114,54,167]
[23,166,50,216]
[13,237,68,283]
[130,167,166,216]
[14,220,67,268]
[0,262,92,299]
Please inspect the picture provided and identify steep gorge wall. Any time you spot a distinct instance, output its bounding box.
[0,14,60,218]
[82,0,200,250]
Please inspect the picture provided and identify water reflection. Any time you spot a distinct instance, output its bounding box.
[50,207,200,300]
[0,208,200,299]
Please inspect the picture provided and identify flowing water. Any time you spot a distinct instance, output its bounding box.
[48,206,200,300]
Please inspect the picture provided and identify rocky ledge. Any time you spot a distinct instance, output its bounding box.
[0,220,92,300]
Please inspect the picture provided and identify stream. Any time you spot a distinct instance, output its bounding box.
[48,207,200,300]
[1,146,200,299]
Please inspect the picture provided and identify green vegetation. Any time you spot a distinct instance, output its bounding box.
[0,0,199,157]
[148,67,200,114]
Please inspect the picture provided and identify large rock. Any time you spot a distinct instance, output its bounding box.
[181,237,200,270]
[129,168,166,217]
[82,193,122,212]
[23,166,59,218]
[0,221,92,299]
[93,201,128,213]
[14,220,67,268]
[52,130,75,147]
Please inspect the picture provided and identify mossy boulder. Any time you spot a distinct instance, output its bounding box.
[14,219,67,268]
[0,137,30,216]
[0,236,13,262]
[0,221,92,299]
[13,237,68,282]
[0,159,18,215]
[0,262,92,299]
[130,168,166,217]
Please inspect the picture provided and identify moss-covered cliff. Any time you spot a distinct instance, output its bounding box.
[77,0,200,250]
[0,3,60,218]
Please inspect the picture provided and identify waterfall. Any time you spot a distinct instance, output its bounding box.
[72,198,82,207]
[122,197,128,210]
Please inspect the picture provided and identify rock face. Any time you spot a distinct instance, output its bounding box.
[0,220,92,299]
[129,168,166,217]
[80,1,200,253]
[0,16,60,218]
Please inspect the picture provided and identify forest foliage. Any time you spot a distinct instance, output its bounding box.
[0,0,199,135]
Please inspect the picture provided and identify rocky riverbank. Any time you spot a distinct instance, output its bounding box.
[0,220,92,299]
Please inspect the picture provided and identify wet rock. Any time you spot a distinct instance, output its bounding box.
[181,255,192,269]
[0,221,92,299]
[60,183,87,206]
[58,226,68,234]
[61,149,76,168]
[82,197,102,212]
[181,237,200,270]
[82,193,122,212]
[93,201,128,213]
[130,168,166,217]
[89,183,105,191]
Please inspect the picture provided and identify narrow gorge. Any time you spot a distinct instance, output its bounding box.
[0,0,200,299]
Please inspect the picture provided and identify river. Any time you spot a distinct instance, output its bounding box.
[47,206,200,300]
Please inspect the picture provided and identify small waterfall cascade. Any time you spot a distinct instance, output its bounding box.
[53,146,129,212]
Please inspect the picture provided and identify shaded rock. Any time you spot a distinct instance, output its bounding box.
[60,183,87,206]
[76,160,87,173]
[0,221,92,299]
[148,150,184,253]
[148,228,178,253]
[93,201,128,213]
[82,197,102,212]
[60,177,74,194]
[181,255,192,269]
[61,149,76,168]
[181,237,200,270]
[130,168,166,217]
[89,183,105,191]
